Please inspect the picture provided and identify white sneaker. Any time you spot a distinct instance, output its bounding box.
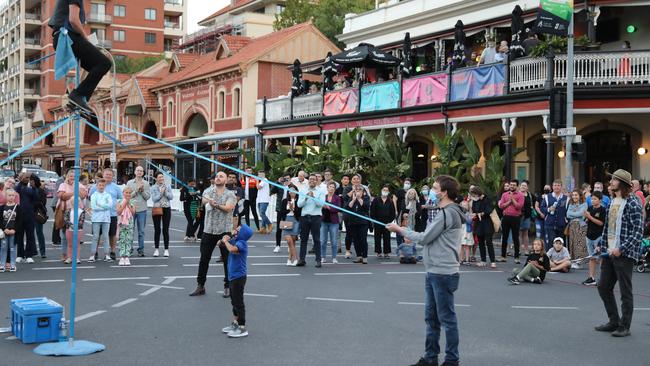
[332,258,338,264]
[118,258,125,266]
[163,249,169,257]
[125,257,131,266]
[64,258,71,264]
[104,255,113,262]
[321,258,327,263]
[153,249,159,257]
[26,257,35,264]
[88,255,95,263]
[286,259,292,266]
[273,246,280,253]
[76,259,81,264]
[290,259,298,266]
[184,236,189,241]
[15,257,23,264]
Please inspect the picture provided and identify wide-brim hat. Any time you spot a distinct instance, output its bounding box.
[607,169,632,187]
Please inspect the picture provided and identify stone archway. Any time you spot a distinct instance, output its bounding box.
[183,113,208,138]
[142,120,158,144]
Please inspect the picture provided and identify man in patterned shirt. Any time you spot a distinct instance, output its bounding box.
[595,169,643,338]
[190,171,237,298]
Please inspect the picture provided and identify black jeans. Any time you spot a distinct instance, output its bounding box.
[16,211,37,258]
[275,212,286,246]
[477,235,496,263]
[152,207,171,249]
[241,199,260,229]
[343,217,353,251]
[184,209,196,237]
[501,215,521,258]
[351,224,369,258]
[374,224,391,254]
[598,256,635,329]
[230,276,247,326]
[197,232,230,288]
[299,215,321,262]
[53,31,111,100]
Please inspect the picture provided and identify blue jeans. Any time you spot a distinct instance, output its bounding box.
[424,272,460,365]
[60,229,68,257]
[0,235,16,266]
[535,219,544,239]
[545,226,564,251]
[320,222,339,259]
[91,222,110,256]
[36,222,46,256]
[134,211,147,251]
[258,202,271,227]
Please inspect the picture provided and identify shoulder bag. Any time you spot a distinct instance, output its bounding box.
[54,200,66,230]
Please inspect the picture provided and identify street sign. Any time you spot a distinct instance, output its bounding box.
[109,152,116,163]
[556,127,576,137]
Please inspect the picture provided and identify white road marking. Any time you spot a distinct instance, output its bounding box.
[82,277,150,282]
[511,306,579,310]
[139,287,162,296]
[306,297,374,304]
[378,262,400,265]
[33,266,96,270]
[5,335,17,340]
[111,298,138,308]
[385,271,425,275]
[314,272,373,276]
[217,291,278,298]
[128,257,169,260]
[459,270,504,273]
[634,308,650,311]
[109,264,168,268]
[169,228,186,233]
[161,277,176,285]
[0,279,65,284]
[247,274,301,277]
[74,310,107,322]
[136,283,185,290]
[251,263,286,266]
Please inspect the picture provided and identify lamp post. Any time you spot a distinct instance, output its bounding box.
[98,45,116,176]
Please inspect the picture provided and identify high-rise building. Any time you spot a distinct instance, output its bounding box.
[0,0,187,167]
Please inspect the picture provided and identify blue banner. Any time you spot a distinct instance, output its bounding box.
[450,64,506,102]
[360,80,400,112]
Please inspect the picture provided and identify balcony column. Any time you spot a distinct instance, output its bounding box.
[542,114,555,184]
[501,117,516,180]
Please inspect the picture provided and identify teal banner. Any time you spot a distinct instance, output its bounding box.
[360,80,400,113]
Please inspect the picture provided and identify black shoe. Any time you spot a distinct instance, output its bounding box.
[52,242,61,247]
[352,257,363,264]
[410,357,437,366]
[40,254,47,259]
[308,248,315,254]
[315,262,322,268]
[441,362,458,366]
[137,249,145,257]
[68,90,93,114]
[582,277,597,286]
[532,277,542,284]
[296,260,306,267]
[508,276,520,285]
[110,252,116,261]
[129,248,134,255]
[189,285,205,297]
[94,252,99,261]
[611,327,631,337]
[222,287,230,298]
[595,322,619,332]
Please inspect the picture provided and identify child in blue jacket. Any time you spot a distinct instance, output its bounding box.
[220,224,253,338]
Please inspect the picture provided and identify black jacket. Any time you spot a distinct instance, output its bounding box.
[347,195,370,226]
[271,184,288,213]
[180,186,200,212]
[0,203,22,231]
[370,196,396,224]
[279,198,301,220]
[472,197,494,237]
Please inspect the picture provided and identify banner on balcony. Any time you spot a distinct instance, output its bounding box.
[534,0,573,36]
[323,89,359,116]
[402,73,448,108]
[360,80,400,113]
[450,64,506,102]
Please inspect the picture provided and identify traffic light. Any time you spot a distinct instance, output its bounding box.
[572,141,586,163]
[550,90,566,129]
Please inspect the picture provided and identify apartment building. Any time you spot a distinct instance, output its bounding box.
[0,0,187,167]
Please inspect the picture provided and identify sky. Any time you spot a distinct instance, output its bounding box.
[187,0,231,33]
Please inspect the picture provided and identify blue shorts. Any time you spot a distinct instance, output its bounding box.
[281,215,300,237]
[519,218,531,231]
[586,237,600,257]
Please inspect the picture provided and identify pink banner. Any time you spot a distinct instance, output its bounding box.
[323,88,359,116]
[401,73,448,108]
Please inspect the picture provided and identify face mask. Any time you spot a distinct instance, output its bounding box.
[544,189,551,194]
[471,196,479,201]
[421,189,429,196]
[429,190,438,203]
[435,191,444,202]
[381,191,389,197]
[403,183,411,190]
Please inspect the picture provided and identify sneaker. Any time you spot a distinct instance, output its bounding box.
[308,248,315,254]
[153,249,159,257]
[163,249,169,257]
[227,325,248,338]
[377,253,383,258]
[184,236,190,242]
[384,254,390,260]
[64,258,72,264]
[497,256,507,262]
[291,259,298,266]
[595,322,619,332]
[0,267,4,273]
[286,259,292,266]
[88,256,95,263]
[315,261,322,268]
[273,246,280,253]
[26,257,35,264]
[9,266,16,272]
[222,322,238,334]
[611,327,631,337]
[362,258,368,264]
[110,252,116,261]
[321,258,327,264]
[40,254,47,259]
[15,257,23,264]
[582,277,597,286]
[67,90,93,114]
[296,260,306,267]
[532,277,543,284]
[514,258,521,265]
[332,258,338,264]
[76,259,81,264]
[118,258,125,266]
[490,262,497,268]
[104,255,113,262]
[410,357,437,366]
[345,251,351,259]
[508,276,520,285]
[138,249,145,257]
[124,258,131,266]
[222,287,230,298]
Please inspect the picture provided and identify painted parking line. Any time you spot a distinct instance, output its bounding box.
[306,297,374,304]
[75,310,107,322]
[385,271,426,275]
[398,302,472,307]
[136,283,185,290]
[634,308,650,311]
[217,290,278,298]
[313,272,373,276]
[511,306,579,310]
[111,298,138,308]
[161,277,177,285]
[109,264,169,268]
[82,277,151,282]
[0,279,65,284]
[33,266,96,270]
[139,287,162,296]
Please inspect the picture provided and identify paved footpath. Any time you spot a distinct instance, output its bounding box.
[0,211,649,366]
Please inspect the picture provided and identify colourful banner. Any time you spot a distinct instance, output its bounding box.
[359,80,400,113]
[401,73,448,108]
[534,0,573,35]
[323,88,359,116]
[450,64,506,102]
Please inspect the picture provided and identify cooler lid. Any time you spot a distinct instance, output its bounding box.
[13,299,63,315]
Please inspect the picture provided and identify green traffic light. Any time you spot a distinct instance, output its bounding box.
[627,25,637,33]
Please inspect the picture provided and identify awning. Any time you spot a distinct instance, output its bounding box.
[175,128,258,145]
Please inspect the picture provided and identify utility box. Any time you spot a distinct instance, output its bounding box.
[11,297,63,344]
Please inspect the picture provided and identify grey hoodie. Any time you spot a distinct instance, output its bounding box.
[404,203,464,275]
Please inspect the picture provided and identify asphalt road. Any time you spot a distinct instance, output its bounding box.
[1,211,649,366]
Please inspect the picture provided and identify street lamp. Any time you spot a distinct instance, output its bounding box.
[97,45,117,178]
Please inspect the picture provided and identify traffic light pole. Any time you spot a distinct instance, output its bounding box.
[565,12,575,190]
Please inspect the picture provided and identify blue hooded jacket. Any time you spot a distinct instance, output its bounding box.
[228,224,252,281]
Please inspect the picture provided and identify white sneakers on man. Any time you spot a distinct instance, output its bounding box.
[273,246,280,253]
[26,257,35,264]
[153,249,159,257]
[164,249,169,257]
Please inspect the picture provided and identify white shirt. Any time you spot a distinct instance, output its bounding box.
[291,177,308,192]
[257,178,270,203]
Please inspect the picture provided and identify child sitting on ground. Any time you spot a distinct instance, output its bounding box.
[220,224,253,338]
[460,200,473,265]
[397,212,417,264]
[547,237,571,273]
[508,238,550,284]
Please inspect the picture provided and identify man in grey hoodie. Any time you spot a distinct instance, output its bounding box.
[388,175,464,366]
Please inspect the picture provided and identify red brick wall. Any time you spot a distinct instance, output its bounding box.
[257,62,292,99]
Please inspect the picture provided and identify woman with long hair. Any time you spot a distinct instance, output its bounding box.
[151,172,173,257]
[566,189,588,264]
[30,174,48,258]
[280,185,301,266]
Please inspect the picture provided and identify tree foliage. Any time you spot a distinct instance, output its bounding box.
[274,0,375,48]
[115,54,165,74]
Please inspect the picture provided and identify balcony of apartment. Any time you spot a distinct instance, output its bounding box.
[24,10,42,32]
[164,20,184,37]
[23,87,41,101]
[164,0,184,16]
[256,49,650,125]
[87,13,112,24]
[24,62,41,79]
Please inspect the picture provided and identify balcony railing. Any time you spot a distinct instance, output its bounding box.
[25,62,41,71]
[165,21,181,29]
[25,12,40,21]
[257,50,650,124]
[165,0,183,5]
[25,37,40,45]
[88,13,112,24]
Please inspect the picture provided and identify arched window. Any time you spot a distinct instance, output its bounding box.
[218,90,226,119]
[232,87,241,117]
[166,100,173,126]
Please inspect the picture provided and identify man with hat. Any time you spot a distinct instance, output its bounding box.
[595,169,643,337]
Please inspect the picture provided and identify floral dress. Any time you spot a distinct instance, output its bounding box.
[117,199,135,257]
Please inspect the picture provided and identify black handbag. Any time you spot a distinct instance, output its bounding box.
[35,207,48,225]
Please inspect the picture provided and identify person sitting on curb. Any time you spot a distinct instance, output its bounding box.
[547,237,571,272]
